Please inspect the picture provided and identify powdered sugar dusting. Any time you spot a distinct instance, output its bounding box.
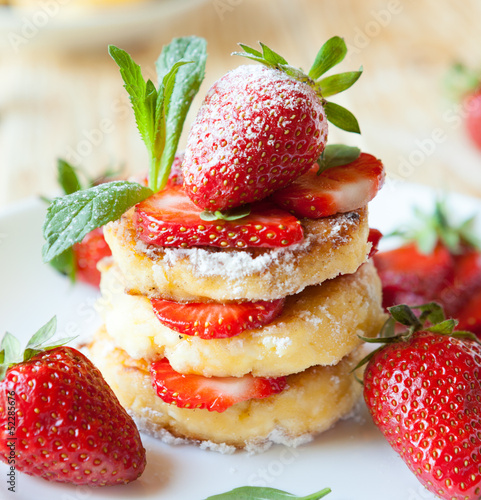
[134,212,358,281]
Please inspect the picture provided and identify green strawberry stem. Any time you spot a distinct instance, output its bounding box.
[234,37,362,134]
[387,197,480,254]
[0,317,76,381]
[354,302,481,372]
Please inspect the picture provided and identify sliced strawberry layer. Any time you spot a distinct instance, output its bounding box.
[135,185,303,248]
[367,228,382,258]
[150,297,285,339]
[373,242,454,310]
[271,153,385,218]
[150,358,287,412]
[73,227,112,287]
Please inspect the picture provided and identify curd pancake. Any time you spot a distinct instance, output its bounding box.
[104,206,371,302]
[96,260,385,377]
[89,327,366,452]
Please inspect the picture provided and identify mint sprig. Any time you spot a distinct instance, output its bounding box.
[204,486,331,500]
[57,159,82,195]
[316,144,361,175]
[109,37,207,192]
[42,181,152,262]
[0,317,75,381]
[234,37,362,134]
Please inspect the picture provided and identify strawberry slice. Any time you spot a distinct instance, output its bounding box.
[73,227,112,287]
[150,297,285,339]
[456,288,481,336]
[367,228,382,258]
[373,242,454,310]
[134,185,303,248]
[271,153,385,218]
[150,358,287,412]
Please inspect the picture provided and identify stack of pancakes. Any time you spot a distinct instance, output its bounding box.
[88,201,385,452]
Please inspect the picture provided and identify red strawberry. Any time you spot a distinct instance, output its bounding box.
[367,228,382,259]
[271,153,385,218]
[183,39,362,212]
[456,288,481,336]
[166,151,185,187]
[363,303,481,500]
[0,320,146,486]
[465,90,481,150]
[150,297,285,339]
[150,357,287,412]
[72,227,112,287]
[438,249,481,315]
[135,185,303,249]
[373,242,454,310]
[183,65,327,212]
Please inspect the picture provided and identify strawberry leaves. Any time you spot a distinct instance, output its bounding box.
[42,181,152,262]
[389,198,481,254]
[235,37,361,134]
[110,37,206,192]
[0,317,75,381]
[205,486,331,500]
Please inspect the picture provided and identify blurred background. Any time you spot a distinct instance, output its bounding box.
[1,0,481,208]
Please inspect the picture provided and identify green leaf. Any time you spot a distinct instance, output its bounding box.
[413,302,445,325]
[204,486,331,500]
[0,333,22,381]
[308,36,347,80]
[238,43,263,58]
[200,205,251,222]
[57,159,82,195]
[317,144,360,175]
[25,316,57,351]
[318,69,363,98]
[323,101,361,134]
[108,45,152,151]
[151,59,193,191]
[42,181,153,262]
[388,304,422,329]
[154,36,207,191]
[259,42,288,66]
[49,247,76,282]
[426,319,457,334]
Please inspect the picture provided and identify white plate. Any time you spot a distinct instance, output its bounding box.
[0,0,207,52]
[2,181,477,500]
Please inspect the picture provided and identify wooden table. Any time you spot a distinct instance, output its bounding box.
[2,0,481,208]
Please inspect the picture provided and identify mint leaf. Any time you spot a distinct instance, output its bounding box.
[108,45,153,152]
[57,159,82,195]
[308,36,347,80]
[200,205,251,222]
[324,101,361,134]
[317,144,360,175]
[205,486,331,500]
[42,181,152,262]
[154,36,207,191]
[318,69,363,98]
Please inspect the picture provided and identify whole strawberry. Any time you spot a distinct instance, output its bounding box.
[0,318,146,486]
[183,37,362,212]
[362,303,481,500]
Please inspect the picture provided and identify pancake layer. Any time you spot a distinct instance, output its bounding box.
[89,327,365,451]
[104,206,371,302]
